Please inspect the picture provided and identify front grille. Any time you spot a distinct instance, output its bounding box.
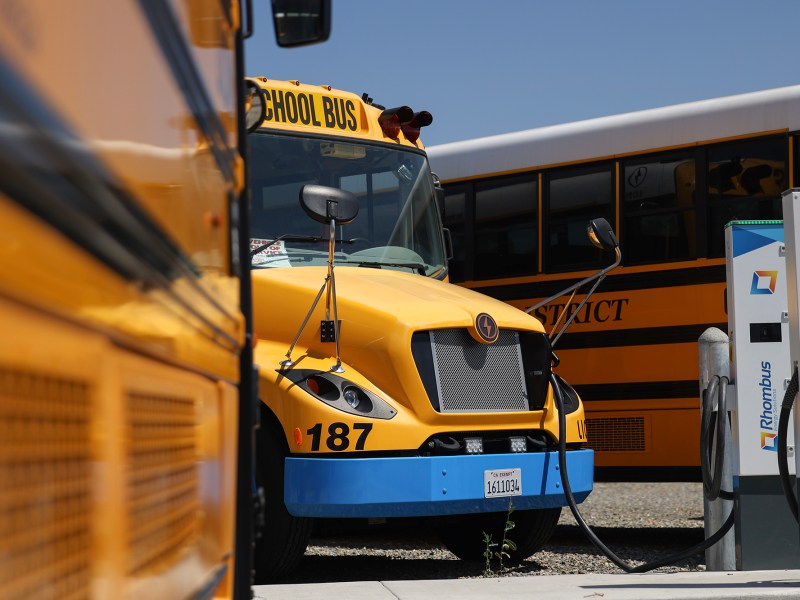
[127,391,200,577]
[415,329,530,413]
[586,416,647,452]
[0,369,91,600]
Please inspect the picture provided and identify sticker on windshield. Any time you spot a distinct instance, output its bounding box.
[251,239,292,267]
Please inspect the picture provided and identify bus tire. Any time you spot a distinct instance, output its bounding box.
[436,507,561,562]
[253,414,313,583]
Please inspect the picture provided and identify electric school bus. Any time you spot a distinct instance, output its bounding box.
[245,78,609,580]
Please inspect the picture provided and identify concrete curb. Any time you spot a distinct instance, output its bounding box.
[254,569,800,600]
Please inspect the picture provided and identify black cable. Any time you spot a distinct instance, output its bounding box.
[551,372,735,573]
[778,366,799,522]
[700,376,720,500]
[700,375,733,502]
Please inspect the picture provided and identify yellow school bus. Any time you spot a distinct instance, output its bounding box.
[246,78,597,580]
[427,85,800,480]
[0,2,328,599]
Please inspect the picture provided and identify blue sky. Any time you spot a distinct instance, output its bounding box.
[245,0,799,147]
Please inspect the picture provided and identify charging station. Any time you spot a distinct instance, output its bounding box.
[725,220,799,569]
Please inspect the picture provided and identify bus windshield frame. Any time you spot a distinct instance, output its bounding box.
[248,131,447,278]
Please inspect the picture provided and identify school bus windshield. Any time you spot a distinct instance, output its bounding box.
[249,132,446,277]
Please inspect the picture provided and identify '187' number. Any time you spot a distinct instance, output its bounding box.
[306,422,373,451]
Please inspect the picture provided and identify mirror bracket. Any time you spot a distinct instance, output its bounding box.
[526,218,622,348]
[281,185,359,373]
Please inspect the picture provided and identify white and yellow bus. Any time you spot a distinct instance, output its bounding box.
[245,78,598,580]
[0,2,328,599]
[427,85,800,480]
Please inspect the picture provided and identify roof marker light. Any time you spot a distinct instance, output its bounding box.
[401,111,433,143]
[378,106,413,139]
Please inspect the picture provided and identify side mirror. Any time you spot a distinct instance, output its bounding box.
[244,80,266,132]
[272,0,331,47]
[300,184,359,225]
[588,218,619,252]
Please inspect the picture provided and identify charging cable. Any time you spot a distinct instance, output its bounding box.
[551,372,735,573]
[777,367,799,522]
[700,375,733,502]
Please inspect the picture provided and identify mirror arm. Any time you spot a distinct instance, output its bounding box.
[525,246,621,314]
[325,217,344,373]
[549,275,605,347]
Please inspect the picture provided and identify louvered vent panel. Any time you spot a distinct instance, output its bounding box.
[0,369,91,600]
[127,391,200,577]
[586,417,646,452]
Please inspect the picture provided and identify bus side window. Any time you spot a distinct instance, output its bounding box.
[706,136,787,257]
[474,175,538,281]
[443,186,469,282]
[621,151,697,265]
[545,163,614,272]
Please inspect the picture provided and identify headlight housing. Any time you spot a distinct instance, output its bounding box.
[281,369,397,419]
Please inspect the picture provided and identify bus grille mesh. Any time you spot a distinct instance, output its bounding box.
[430,329,529,412]
[0,369,91,600]
[586,417,646,452]
[127,391,200,577]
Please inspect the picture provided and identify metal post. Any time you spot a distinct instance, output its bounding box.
[698,326,735,571]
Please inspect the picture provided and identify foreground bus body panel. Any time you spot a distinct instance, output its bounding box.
[284,450,593,517]
[0,2,244,598]
[0,288,239,600]
[0,0,244,368]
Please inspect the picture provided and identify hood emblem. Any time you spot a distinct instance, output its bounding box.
[474,312,499,344]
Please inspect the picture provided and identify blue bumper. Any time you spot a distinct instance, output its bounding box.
[284,449,593,518]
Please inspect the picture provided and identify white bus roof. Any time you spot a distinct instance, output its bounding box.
[427,85,800,182]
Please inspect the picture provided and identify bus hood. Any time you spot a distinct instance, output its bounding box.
[252,266,554,423]
[252,266,544,344]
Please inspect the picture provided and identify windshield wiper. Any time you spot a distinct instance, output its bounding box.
[341,260,427,275]
[251,235,356,257]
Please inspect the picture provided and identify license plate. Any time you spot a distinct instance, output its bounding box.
[484,468,522,498]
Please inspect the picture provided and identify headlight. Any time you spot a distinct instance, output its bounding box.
[342,386,361,409]
[280,369,397,420]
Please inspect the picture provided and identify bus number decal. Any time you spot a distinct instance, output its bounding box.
[306,422,373,451]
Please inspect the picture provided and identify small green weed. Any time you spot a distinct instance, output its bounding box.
[482,498,516,576]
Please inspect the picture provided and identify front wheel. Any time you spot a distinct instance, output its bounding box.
[437,507,561,562]
[253,414,313,583]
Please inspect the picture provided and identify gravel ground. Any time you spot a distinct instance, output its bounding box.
[279,482,709,583]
